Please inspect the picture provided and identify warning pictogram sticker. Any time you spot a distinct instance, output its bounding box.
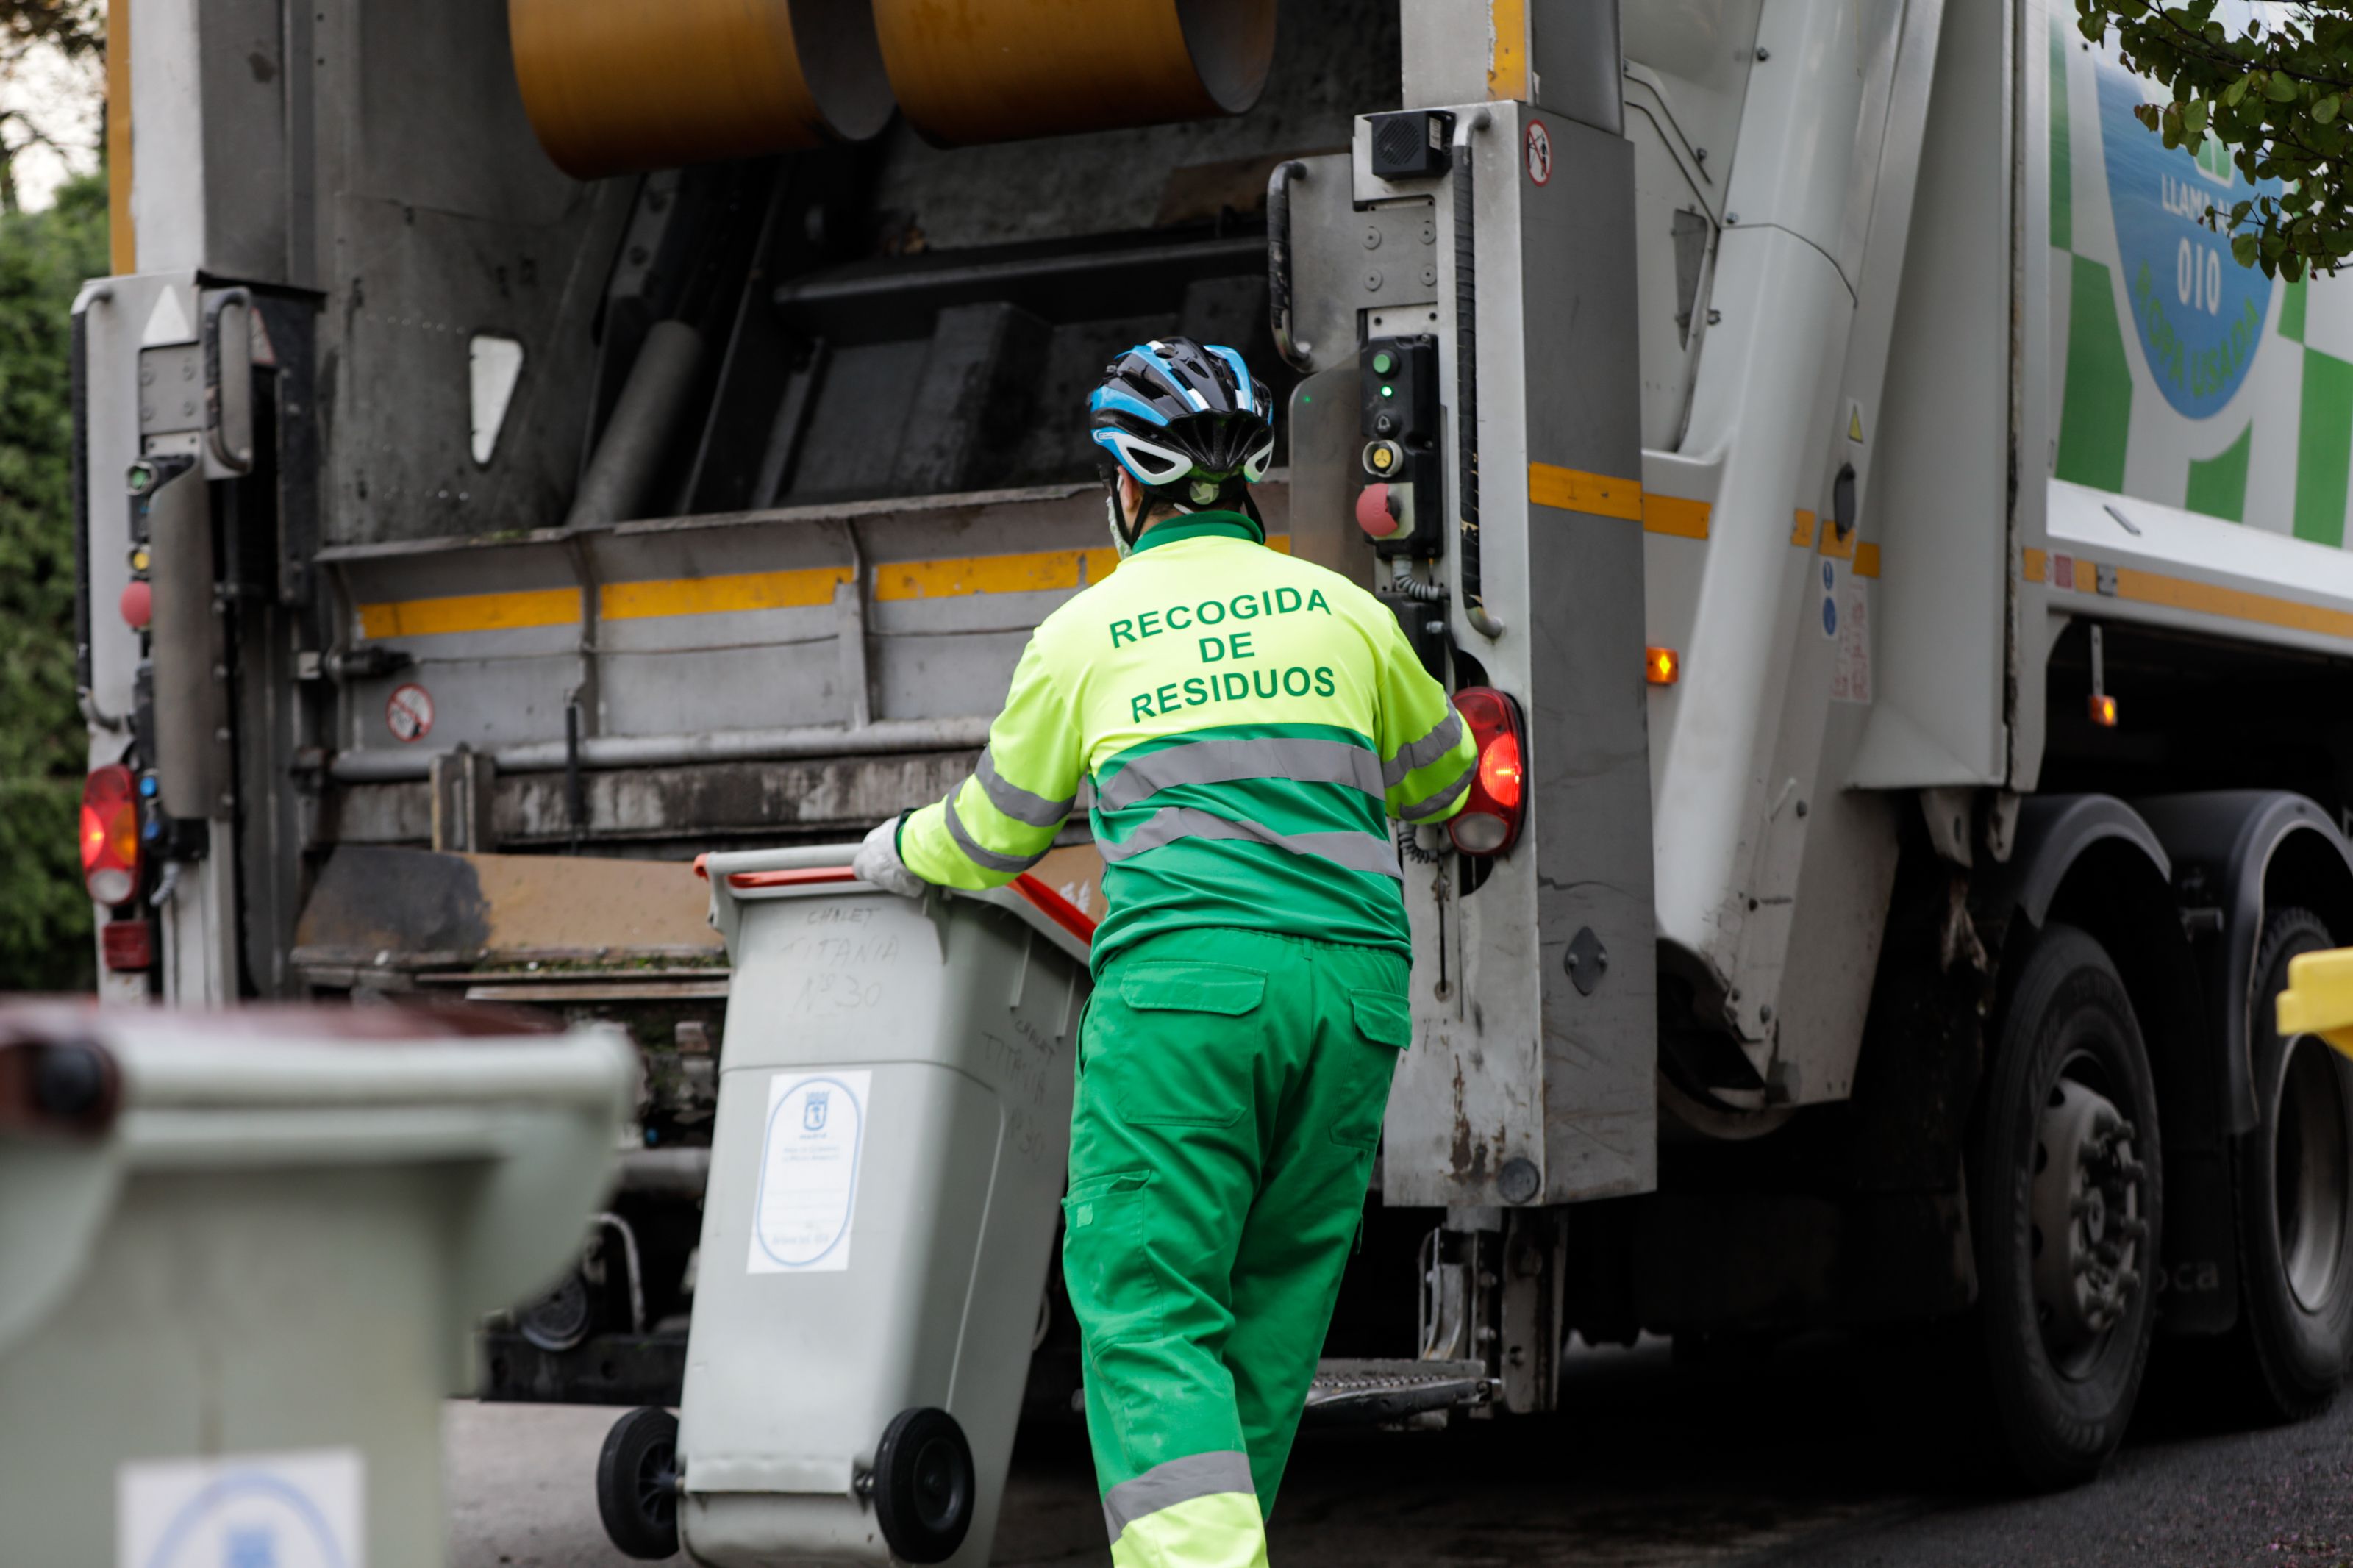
[385,682,435,742]
[1524,119,1553,186]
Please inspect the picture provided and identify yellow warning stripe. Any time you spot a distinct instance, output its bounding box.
[874,545,1117,601]
[1529,462,1643,521]
[1785,510,1885,575]
[1641,494,1711,540]
[1487,0,1529,99]
[357,587,581,640]
[357,536,1295,639]
[2026,545,2353,640]
[604,565,852,620]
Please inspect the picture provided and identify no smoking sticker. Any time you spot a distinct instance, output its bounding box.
[385,682,435,742]
[1524,119,1552,185]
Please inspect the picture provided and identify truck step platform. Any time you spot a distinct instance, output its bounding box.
[1300,1358,1494,1426]
[484,1334,1496,1429]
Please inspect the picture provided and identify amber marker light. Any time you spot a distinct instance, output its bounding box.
[1646,647,1680,686]
[2088,692,2118,728]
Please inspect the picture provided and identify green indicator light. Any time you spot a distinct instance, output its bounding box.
[1373,351,1395,374]
[1380,385,1394,398]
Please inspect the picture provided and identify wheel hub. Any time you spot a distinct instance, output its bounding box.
[2031,1078,2147,1372]
[517,1270,593,1353]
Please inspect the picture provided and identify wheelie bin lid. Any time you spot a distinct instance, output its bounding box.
[696,844,1096,967]
[0,1001,635,1364]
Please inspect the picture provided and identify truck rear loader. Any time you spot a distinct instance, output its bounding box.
[71,0,2353,1495]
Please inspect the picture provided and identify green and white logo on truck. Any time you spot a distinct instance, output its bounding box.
[2053,13,2353,546]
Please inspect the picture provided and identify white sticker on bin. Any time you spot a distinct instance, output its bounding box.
[118,1446,364,1568]
[749,1069,872,1274]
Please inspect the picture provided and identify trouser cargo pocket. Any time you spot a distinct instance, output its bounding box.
[1328,988,1409,1151]
[1063,1170,1160,1346]
[1095,959,1268,1128]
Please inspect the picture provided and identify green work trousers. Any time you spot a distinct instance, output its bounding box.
[1061,927,1410,1568]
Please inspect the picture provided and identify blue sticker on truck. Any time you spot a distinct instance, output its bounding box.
[2094,40,2279,418]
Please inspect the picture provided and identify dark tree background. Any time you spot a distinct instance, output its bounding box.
[0,170,104,989]
[0,1,105,989]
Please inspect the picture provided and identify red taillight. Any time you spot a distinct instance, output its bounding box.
[1478,730,1523,809]
[1448,687,1527,856]
[79,764,140,906]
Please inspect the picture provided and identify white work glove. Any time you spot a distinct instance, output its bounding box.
[853,815,926,899]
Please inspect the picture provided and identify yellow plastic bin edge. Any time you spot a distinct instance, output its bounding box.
[2275,947,2353,1059]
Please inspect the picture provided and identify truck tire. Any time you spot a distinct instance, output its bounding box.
[1974,923,2162,1489]
[2229,907,2353,1420]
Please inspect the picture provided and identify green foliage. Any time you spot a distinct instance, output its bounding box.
[0,170,104,991]
[2081,2,2353,279]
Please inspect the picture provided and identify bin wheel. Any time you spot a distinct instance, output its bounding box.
[873,1406,974,1564]
[596,1406,680,1560]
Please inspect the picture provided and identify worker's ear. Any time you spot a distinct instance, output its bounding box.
[1115,469,1143,526]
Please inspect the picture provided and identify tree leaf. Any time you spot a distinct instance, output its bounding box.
[2319,94,2342,125]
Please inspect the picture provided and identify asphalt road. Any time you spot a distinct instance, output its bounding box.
[446,1334,2353,1567]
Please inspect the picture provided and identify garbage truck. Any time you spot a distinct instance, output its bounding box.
[69,0,2353,1489]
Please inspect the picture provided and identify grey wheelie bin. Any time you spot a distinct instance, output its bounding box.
[0,1000,635,1568]
[651,845,1093,1567]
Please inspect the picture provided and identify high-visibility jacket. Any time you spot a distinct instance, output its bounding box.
[900,511,1478,973]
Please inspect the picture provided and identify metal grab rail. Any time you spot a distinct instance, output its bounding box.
[1267,159,1311,371]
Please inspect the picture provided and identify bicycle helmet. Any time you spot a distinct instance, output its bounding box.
[1088,337,1276,553]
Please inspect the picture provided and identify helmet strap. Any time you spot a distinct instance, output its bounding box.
[1105,479,1148,559]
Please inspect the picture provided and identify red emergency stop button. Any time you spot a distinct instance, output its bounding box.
[1357,483,1403,540]
[119,580,152,629]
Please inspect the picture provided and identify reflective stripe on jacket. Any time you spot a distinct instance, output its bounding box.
[900,512,1477,971]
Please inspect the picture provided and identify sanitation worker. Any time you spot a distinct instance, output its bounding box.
[854,337,1477,1568]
